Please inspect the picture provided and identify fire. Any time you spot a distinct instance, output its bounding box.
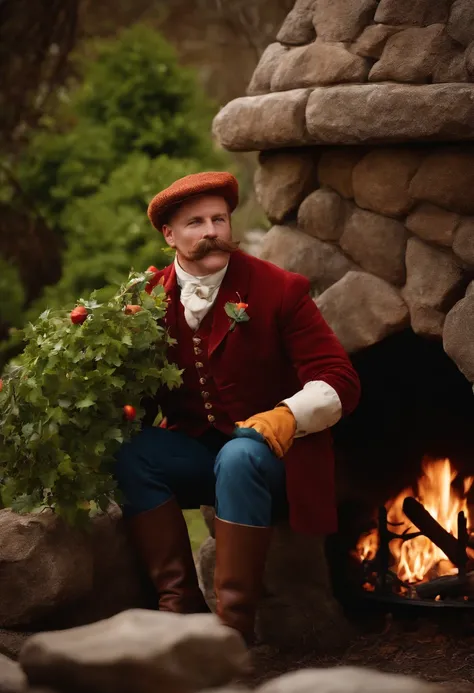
[356,457,474,585]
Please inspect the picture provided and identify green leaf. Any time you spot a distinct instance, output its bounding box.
[76,396,96,409]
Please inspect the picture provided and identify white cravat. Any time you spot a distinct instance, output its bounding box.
[174,256,228,331]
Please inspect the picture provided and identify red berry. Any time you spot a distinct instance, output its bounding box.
[124,304,142,315]
[70,306,88,325]
[0,379,3,393]
[123,405,136,421]
[236,302,248,310]
[145,265,161,295]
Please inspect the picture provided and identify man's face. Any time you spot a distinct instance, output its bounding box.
[162,194,238,275]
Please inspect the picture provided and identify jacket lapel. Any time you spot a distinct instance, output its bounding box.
[209,250,250,357]
[162,262,179,339]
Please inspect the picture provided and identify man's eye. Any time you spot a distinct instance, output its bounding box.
[214,217,225,223]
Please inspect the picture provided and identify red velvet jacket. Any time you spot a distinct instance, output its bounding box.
[151,250,360,535]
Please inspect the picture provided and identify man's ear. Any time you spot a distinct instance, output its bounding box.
[162,225,175,247]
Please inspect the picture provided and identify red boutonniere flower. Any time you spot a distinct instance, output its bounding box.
[225,295,250,332]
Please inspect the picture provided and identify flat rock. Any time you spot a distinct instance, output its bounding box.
[305,84,474,145]
[453,217,474,266]
[212,90,310,152]
[312,0,377,42]
[444,294,474,382]
[316,271,409,353]
[0,510,92,629]
[318,147,366,199]
[20,610,249,693]
[340,206,408,285]
[247,43,288,96]
[258,667,440,693]
[271,40,370,91]
[447,0,474,47]
[352,24,404,59]
[259,225,356,292]
[402,237,466,338]
[352,148,422,217]
[406,203,460,247]
[297,188,346,241]
[368,24,448,83]
[374,0,450,26]
[0,653,26,693]
[409,147,474,216]
[276,0,316,46]
[255,149,317,224]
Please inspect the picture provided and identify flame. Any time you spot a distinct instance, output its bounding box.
[356,457,474,585]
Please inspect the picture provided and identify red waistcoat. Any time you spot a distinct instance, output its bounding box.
[161,295,235,437]
[152,251,361,536]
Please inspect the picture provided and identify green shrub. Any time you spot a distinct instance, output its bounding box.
[0,269,181,525]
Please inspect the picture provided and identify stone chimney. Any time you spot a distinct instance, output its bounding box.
[212,0,474,384]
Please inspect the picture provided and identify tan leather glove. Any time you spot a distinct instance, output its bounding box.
[235,405,297,458]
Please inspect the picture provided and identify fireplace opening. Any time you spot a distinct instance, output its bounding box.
[327,328,474,611]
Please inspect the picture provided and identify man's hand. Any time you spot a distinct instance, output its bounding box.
[234,405,296,458]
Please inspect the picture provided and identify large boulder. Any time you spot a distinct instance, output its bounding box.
[453,217,474,266]
[255,150,318,224]
[374,0,450,25]
[0,506,150,630]
[409,147,474,216]
[312,0,377,42]
[0,653,26,693]
[444,292,474,383]
[0,510,92,629]
[212,90,310,151]
[276,0,316,46]
[259,225,356,292]
[402,237,466,338]
[352,149,422,217]
[405,203,460,247]
[247,44,289,96]
[316,271,410,352]
[368,25,450,83]
[258,667,440,693]
[297,188,347,242]
[305,84,474,145]
[340,207,408,286]
[20,610,249,693]
[317,147,366,199]
[271,40,370,90]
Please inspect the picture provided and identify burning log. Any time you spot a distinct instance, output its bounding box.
[416,571,474,600]
[402,496,473,567]
[402,496,459,565]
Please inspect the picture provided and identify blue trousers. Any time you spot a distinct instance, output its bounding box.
[114,427,288,526]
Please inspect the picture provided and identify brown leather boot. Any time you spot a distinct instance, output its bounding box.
[214,518,272,642]
[128,498,209,613]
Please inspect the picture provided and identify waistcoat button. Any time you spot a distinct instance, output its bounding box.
[199,377,206,385]
[192,337,201,345]
[195,362,204,369]
[201,391,210,399]
[208,414,216,423]
[204,402,213,410]
[194,347,202,355]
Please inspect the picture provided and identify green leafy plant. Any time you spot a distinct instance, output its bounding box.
[0,269,181,525]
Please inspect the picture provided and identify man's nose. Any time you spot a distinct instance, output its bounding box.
[202,221,217,238]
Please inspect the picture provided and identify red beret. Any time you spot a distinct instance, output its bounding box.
[147,171,239,232]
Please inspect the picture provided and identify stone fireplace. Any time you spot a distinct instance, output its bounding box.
[212,0,474,612]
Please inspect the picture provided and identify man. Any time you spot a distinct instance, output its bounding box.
[115,171,360,644]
